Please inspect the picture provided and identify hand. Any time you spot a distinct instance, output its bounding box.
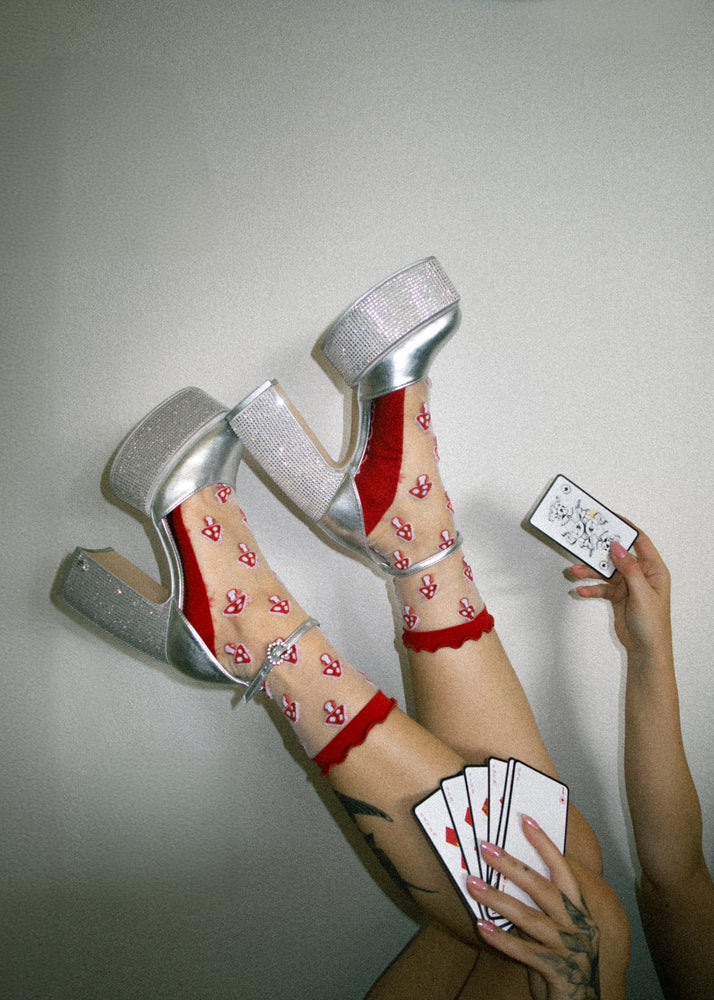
[467,816,600,1000]
[569,529,672,655]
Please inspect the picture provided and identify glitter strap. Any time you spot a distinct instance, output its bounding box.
[313,689,398,777]
[243,617,320,702]
[402,606,495,653]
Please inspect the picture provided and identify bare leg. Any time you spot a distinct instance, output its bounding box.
[173,485,483,941]
[358,381,630,996]
[173,474,629,994]
[363,381,603,873]
[364,922,479,1000]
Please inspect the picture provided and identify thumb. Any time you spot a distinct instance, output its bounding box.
[610,540,648,591]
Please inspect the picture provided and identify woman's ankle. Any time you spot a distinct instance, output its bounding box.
[358,381,457,570]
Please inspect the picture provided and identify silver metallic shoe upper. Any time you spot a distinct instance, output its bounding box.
[230,257,463,574]
[62,388,247,685]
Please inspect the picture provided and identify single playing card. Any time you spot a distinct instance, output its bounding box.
[413,785,483,921]
[494,758,517,856]
[463,766,510,928]
[442,773,489,921]
[441,774,480,877]
[464,766,490,881]
[493,760,569,913]
[529,474,638,579]
[487,758,509,871]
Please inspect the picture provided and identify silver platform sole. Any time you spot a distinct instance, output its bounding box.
[229,257,461,570]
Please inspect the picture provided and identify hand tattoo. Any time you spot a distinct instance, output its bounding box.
[535,891,601,999]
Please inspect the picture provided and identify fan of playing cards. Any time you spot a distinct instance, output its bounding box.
[414,759,569,931]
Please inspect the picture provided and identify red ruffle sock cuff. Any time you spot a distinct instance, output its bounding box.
[313,689,398,777]
[402,605,495,653]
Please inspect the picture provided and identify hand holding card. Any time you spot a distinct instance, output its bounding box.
[529,475,638,579]
[413,760,568,933]
[468,820,601,997]
[492,761,569,910]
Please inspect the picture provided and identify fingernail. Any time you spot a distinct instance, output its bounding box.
[522,814,540,830]
[467,876,489,891]
[610,540,627,559]
[477,919,497,935]
[480,841,501,858]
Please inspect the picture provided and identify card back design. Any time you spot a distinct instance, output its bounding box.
[529,475,638,578]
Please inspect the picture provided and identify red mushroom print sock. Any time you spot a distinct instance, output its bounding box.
[353,379,494,651]
[168,485,396,772]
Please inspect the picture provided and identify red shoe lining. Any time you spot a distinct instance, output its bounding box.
[168,505,216,655]
[354,389,405,537]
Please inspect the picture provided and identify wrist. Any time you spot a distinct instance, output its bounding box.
[622,610,673,659]
[626,628,673,664]
[626,646,674,683]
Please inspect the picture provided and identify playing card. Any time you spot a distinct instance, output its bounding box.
[487,758,509,866]
[464,766,489,880]
[494,760,569,912]
[413,785,483,921]
[441,774,481,877]
[415,762,568,932]
[461,766,510,929]
[529,474,638,578]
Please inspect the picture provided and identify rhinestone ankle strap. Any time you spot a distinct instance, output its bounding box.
[243,617,320,702]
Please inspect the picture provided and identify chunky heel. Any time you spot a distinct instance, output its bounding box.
[61,547,231,682]
[232,258,463,572]
[59,387,250,685]
[62,548,172,660]
[229,380,344,523]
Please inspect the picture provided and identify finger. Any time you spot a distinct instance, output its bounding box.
[568,563,603,581]
[609,540,651,595]
[479,819,587,925]
[573,581,615,599]
[631,531,671,588]
[612,522,666,576]
[468,875,560,949]
[520,815,582,903]
[568,563,622,600]
[477,841,571,929]
[476,917,551,967]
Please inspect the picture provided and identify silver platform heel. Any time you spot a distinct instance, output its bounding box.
[61,387,249,685]
[229,257,462,574]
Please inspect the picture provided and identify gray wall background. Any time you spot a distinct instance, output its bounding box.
[3,1,712,997]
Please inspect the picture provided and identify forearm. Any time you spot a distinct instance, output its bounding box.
[624,646,704,885]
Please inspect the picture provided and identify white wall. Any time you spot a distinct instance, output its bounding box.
[3,1,712,997]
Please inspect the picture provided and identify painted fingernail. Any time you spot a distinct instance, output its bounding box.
[480,841,501,858]
[477,919,497,935]
[522,814,540,830]
[467,876,489,892]
[610,540,627,559]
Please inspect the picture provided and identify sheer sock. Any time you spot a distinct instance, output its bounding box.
[352,380,494,648]
[169,484,395,769]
